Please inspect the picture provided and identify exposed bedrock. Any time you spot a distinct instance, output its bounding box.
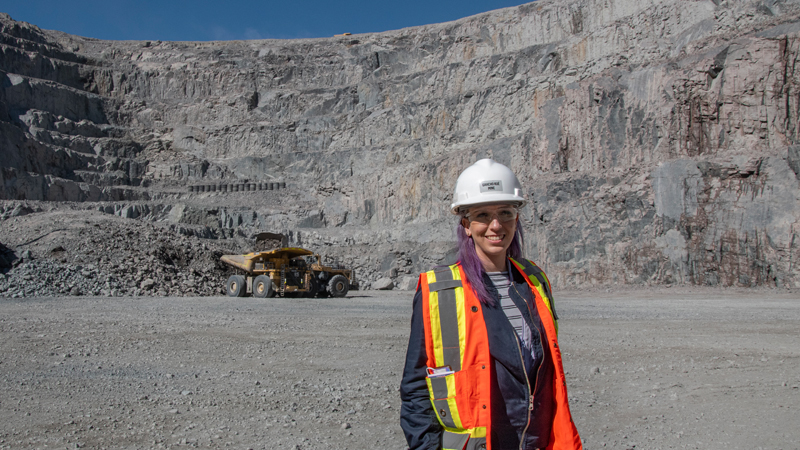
[2,0,800,289]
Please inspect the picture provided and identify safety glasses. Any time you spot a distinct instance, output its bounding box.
[464,206,519,224]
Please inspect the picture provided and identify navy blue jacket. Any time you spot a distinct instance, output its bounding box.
[400,268,555,450]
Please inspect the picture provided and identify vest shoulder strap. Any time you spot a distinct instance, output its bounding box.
[510,258,559,325]
[422,265,465,372]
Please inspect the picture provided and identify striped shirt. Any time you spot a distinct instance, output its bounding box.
[486,271,532,352]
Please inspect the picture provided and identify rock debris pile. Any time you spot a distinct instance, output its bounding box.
[0,205,240,298]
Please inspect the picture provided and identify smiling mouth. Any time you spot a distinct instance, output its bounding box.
[486,235,504,242]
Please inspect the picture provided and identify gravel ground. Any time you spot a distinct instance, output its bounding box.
[1,288,798,450]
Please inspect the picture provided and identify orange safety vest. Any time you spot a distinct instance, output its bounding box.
[419,259,582,450]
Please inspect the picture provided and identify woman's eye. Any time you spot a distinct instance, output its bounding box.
[475,212,490,220]
[498,210,515,220]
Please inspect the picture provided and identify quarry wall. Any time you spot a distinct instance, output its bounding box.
[2,0,800,288]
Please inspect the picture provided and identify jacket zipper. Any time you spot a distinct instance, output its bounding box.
[513,331,533,450]
[511,281,544,450]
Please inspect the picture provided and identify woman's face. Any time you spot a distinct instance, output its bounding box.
[461,203,518,271]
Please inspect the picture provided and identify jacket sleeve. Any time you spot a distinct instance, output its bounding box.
[400,287,443,450]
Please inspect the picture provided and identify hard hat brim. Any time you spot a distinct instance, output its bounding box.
[450,196,527,215]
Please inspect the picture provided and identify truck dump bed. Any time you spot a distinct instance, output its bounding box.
[220,247,314,274]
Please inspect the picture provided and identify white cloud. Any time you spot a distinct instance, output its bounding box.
[244,28,262,40]
[210,25,234,40]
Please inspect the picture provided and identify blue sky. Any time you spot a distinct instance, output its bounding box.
[3,1,531,41]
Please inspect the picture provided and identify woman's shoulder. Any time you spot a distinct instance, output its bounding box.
[511,257,547,274]
[417,263,461,277]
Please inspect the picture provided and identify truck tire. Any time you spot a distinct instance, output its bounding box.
[252,275,273,298]
[305,276,319,298]
[315,272,329,297]
[328,275,349,298]
[226,275,247,297]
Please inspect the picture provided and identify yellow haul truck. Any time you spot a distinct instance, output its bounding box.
[220,247,356,298]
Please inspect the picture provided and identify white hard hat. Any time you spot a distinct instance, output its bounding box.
[450,158,527,214]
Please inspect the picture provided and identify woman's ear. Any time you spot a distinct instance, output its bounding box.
[461,217,471,236]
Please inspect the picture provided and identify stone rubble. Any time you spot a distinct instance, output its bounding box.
[0,206,240,298]
[371,277,394,291]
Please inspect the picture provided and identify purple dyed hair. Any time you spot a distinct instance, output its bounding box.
[456,217,525,305]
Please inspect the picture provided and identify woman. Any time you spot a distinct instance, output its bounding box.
[400,159,582,450]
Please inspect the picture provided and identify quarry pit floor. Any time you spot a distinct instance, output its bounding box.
[1,288,798,450]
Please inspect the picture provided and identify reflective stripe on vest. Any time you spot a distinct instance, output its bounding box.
[427,267,465,372]
[422,265,490,449]
[509,258,559,335]
[443,429,487,450]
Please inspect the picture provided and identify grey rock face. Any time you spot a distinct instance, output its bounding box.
[2,0,800,289]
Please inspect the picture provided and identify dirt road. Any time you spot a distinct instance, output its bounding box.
[1,288,798,449]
